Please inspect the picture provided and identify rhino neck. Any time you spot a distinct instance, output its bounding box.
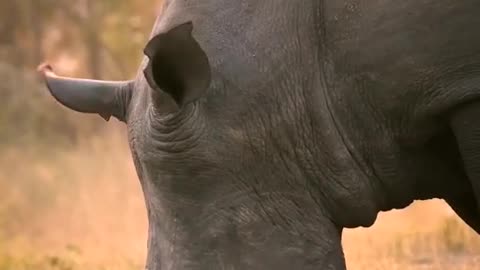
[143,206,345,270]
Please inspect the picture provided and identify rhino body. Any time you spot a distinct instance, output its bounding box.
[39,1,480,269]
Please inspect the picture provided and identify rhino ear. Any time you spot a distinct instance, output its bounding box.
[143,21,211,108]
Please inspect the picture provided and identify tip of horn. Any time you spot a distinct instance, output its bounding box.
[37,62,56,77]
[36,62,58,99]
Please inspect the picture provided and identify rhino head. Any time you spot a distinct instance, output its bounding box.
[38,17,347,269]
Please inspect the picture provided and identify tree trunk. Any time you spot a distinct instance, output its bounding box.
[29,0,45,66]
[0,1,25,67]
[85,0,102,79]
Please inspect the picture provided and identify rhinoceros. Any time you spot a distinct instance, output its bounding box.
[38,0,480,269]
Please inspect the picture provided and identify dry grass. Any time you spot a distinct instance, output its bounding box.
[344,201,480,269]
[0,124,147,269]
[1,126,480,269]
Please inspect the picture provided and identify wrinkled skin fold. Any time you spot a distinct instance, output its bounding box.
[38,0,480,269]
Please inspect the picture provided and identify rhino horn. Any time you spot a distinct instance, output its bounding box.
[37,63,133,122]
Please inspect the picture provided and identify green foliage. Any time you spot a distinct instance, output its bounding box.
[0,1,160,146]
[1,0,158,78]
[0,0,162,147]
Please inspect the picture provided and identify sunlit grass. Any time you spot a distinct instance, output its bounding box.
[344,201,480,269]
[0,125,147,269]
[0,253,143,270]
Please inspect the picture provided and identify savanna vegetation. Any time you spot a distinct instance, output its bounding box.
[1,1,479,269]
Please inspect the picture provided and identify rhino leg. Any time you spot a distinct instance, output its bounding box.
[444,194,480,234]
[448,101,480,234]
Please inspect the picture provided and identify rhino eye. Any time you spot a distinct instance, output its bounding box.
[143,21,212,108]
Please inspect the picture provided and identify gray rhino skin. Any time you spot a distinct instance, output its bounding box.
[38,0,480,269]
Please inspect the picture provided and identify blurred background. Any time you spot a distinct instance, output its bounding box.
[0,1,479,269]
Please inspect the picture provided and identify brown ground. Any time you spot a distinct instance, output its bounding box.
[1,125,479,269]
